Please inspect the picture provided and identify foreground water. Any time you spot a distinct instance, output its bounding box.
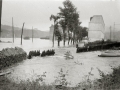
[1,38,120,87]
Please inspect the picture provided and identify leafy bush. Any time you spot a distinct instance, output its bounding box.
[0,47,27,70]
[28,50,40,59]
[64,51,74,60]
[41,49,55,57]
[92,66,120,90]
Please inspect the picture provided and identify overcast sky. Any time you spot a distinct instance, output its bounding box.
[1,0,120,31]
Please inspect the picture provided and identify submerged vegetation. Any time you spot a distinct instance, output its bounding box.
[27,50,41,59]
[64,51,74,60]
[41,49,55,57]
[28,49,55,59]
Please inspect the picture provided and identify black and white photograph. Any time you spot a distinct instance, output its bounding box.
[0,0,120,90]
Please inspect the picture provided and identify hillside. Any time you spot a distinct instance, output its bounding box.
[1,25,49,38]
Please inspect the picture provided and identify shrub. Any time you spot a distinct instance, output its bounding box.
[27,50,41,59]
[0,47,27,70]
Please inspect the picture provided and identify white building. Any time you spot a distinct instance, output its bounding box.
[88,15,105,42]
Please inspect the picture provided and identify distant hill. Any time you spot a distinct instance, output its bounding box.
[1,25,49,38]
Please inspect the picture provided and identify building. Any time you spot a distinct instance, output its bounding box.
[88,15,105,41]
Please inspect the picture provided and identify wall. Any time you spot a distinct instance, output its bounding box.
[88,15,105,41]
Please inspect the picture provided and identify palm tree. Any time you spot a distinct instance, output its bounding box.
[50,15,60,47]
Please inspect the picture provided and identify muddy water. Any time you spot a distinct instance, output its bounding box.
[1,38,120,87]
[0,38,55,53]
[6,48,120,87]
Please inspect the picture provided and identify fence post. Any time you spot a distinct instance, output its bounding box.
[21,22,25,45]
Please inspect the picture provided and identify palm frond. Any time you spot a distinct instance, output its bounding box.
[50,14,54,21]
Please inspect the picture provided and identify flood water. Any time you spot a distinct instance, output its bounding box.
[1,38,120,87]
[0,38,56,53]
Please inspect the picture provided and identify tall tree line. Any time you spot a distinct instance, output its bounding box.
[50,0,88,47]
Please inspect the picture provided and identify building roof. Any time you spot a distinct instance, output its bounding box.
[90,15,105,26]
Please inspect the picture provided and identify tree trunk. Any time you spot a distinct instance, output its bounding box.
[58,39,60,47]
[77,38,78,43]
[52,22,55,47]
[79,38,81,42]
[81,30,82,41]
[71,38,72,44]
[68,30,69,45]
[68,38,70,45]
[64,39,65,46]
[73,30,75,45]
[63,30,65,46]
[52,31,55,47]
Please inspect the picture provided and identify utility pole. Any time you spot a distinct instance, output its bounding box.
[12,17,14,43]
[21,23,25,45]
[114,22,115,41]
[0,0,2,41]
[32,27,33,43]
[110,26,111,41]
